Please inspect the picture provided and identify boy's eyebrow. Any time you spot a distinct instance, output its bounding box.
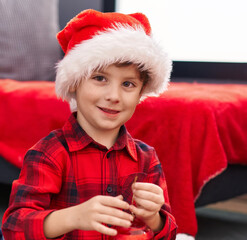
[93,69,108,75]
[93,69,140,81]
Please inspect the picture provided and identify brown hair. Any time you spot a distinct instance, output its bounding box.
[113,61,150,88]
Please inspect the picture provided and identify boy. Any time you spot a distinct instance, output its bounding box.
[2,9,177,239]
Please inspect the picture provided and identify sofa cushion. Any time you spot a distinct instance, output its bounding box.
[0,0,61,81]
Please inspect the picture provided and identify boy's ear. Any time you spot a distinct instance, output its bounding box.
[69,85,76,93]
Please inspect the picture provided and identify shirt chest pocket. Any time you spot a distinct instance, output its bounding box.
[117,172,147,204]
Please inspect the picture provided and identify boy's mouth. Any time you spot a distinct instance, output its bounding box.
[98,107,120,114]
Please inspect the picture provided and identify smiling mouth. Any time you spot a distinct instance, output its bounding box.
[98,107,120,114]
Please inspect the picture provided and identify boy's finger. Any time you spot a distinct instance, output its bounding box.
[133,197,158,211]
[133,189,164,204]
[93,222,118,236]
[99,196,129,209]
[99,205,134,221]
[115,195,124,200]
[133,182,162,194]
[97,214,132,228]
[129,205,154,219]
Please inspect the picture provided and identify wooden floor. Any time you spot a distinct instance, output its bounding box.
[196,194,247,240]
[206,194,247,214]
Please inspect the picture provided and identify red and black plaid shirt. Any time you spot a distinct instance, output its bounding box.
[2,113,177,239]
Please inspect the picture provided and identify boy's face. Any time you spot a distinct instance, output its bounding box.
[74,64,143,136]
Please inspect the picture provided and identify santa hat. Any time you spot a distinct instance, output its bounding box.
[55,9,172,111]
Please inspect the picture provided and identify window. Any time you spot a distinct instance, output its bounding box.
[105,0,247,82]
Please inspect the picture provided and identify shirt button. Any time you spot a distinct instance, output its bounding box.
[106,152,110,158]
[106,185,113,193]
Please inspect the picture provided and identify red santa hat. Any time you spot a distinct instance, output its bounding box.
[55,9,172,111]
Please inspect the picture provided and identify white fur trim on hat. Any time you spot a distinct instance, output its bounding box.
[55,25,172,111]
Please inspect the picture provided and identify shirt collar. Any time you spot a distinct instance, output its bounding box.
[63,113,138,162]
[112,125,138,162]
[63,113,94,152]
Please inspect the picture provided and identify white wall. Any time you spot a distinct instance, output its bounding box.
[116,0,247,63]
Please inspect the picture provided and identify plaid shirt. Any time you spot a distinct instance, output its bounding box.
[2,113,177,240]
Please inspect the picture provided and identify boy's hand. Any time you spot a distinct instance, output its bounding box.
[72,195,133,236]
[129,182,165,231]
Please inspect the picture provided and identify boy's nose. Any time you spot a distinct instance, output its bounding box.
[104,84,120,103]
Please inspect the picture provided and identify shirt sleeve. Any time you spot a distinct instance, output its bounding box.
[2,149,65,240]
[147,149,177,240]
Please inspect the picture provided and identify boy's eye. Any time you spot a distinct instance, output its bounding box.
[92,75,106,82]
[122,81,135,88]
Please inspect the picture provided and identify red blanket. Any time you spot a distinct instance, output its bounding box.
[1,79,247,236]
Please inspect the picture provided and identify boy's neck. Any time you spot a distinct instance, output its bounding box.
[91,129,120,149]
[77,117,120,149]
